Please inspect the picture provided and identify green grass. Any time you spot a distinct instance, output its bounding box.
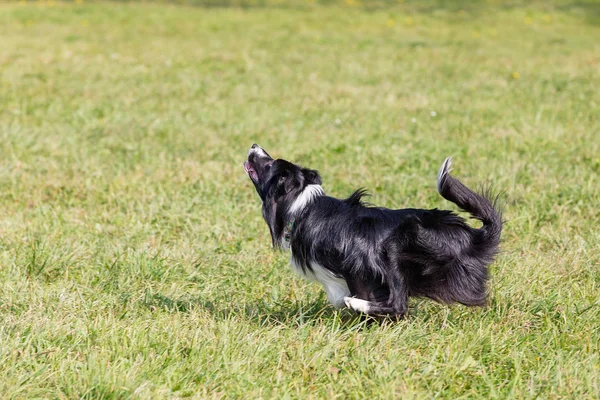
[1,0,599,398]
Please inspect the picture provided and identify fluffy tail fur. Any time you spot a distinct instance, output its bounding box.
[437,157,503,245]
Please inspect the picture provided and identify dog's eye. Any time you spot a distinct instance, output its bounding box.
[278,175,287,183]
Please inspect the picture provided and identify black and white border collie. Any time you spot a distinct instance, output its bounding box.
[244,144,502,318]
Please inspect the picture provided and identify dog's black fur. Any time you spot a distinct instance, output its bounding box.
[244,144,502,318]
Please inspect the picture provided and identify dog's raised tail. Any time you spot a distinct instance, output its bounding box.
[437,157,502,245]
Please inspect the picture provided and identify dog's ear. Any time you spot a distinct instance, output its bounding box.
[302,168,322,185]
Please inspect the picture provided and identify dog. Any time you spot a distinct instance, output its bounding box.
[243,144,502,318]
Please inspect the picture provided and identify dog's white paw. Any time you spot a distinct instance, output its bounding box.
[344,297,371,314]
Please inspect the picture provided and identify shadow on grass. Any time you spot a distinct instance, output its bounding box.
[558,1,600,25]
[144,292,397,327]
[109,0,600,25]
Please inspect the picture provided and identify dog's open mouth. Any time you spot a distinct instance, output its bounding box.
[244,161,259,183]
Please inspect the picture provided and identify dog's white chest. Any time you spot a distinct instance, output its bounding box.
[290,258,350,308]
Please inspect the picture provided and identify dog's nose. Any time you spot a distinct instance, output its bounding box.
[248,143,271,160]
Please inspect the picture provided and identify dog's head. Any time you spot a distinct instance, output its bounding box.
[243,144,322,247]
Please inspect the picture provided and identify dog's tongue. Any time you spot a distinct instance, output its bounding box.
[244,161,258,182]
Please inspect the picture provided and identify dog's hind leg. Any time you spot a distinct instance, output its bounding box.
[383,246,410,317]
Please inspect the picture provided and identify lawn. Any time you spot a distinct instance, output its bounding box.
[0,0,599,398]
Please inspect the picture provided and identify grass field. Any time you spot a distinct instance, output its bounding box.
[1,0,599,398]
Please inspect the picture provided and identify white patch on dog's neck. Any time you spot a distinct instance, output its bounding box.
[288,184,324,215]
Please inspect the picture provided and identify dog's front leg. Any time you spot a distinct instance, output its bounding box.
[343,297,406,317]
